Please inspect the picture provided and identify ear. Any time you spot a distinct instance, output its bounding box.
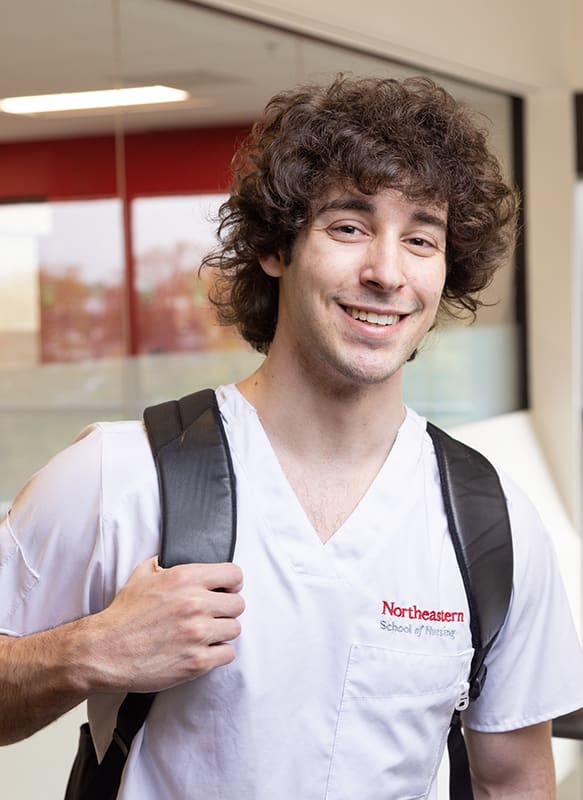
[259,252,285,278]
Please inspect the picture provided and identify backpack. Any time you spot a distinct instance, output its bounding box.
[65,388,513,800]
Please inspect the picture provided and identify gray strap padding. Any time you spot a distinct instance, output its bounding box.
[144,388,236,568]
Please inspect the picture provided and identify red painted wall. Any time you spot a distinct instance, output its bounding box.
[0,125,251,201]
[0,124,251,356]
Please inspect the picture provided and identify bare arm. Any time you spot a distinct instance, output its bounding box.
[465,721,555,799]
[0,557,244,746]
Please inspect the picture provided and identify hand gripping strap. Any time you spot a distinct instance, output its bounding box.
[98,391,236,786]
[144,388,237,568]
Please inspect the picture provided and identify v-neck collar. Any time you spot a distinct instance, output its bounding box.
[217,384,427,579]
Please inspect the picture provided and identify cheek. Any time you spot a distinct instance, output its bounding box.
[412,275,444,307]
[418,264,446,303]
[431,279,446,304]
[286,257,333,300]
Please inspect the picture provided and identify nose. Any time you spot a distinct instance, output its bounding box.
[359,235,406,292]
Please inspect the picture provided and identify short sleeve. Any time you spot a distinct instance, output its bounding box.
[0,425,108,636]
[0,422,160,637]
[463,475,583,731]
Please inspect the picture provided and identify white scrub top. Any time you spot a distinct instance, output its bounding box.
[2,384,583,800]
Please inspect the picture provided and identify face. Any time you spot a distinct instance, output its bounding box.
[260,188,447,390]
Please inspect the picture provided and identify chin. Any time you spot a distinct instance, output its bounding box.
[329,362,401,389]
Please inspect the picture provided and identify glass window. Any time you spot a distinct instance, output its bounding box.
[0,202,49,367]
[38,198,125,362]
[133,193,239,354]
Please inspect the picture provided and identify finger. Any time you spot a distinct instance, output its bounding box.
[171,562,244,593]
[201,642,237,671]
[129,555,160,579]
[207,616,242,645]
[205,562,244,593]
[207,589,245,619]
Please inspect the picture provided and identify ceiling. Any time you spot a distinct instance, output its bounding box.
[0,0,508,143]
[0,0,400,141]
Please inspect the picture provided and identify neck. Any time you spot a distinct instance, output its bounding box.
[237,347,407,543]
[237,351,406,467]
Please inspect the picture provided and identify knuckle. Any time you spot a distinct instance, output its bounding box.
[168,565,193,588]
[174,595,202,621]
[198,645,226,672]
[175,587,208,620]
[185,593,205,617]
[188,649,211,675]
[187,618,208,644]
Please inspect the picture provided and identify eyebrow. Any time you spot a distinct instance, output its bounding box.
[315,195,447,231]
[410,209,448,232]
[316,196,376,215]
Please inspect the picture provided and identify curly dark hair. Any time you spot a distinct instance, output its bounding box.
[203,75,519,354]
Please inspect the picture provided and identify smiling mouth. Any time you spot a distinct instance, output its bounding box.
[343,306,403,327]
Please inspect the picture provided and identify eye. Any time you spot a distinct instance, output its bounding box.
[405,235,442,255]
[334,224,359,235]
[408,236,432,248]
[328,222,367,241]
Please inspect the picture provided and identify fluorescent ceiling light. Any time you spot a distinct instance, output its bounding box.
[0,85,189,114]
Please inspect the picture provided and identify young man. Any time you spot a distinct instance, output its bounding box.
[1,76,583,799]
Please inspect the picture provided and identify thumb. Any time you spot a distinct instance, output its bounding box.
[131,555,162,578]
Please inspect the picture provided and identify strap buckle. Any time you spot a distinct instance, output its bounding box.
[111,728,130,758]
[469,662,488,701]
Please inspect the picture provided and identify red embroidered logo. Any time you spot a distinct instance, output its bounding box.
[381,600,464,624]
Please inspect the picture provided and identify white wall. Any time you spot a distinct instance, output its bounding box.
[203,0,570,91]
[525,91,581,528]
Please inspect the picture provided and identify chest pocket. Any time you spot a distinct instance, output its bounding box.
[325,644,472,800]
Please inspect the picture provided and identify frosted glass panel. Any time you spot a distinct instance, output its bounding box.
[404,323,520,427]
[0,350,262,510]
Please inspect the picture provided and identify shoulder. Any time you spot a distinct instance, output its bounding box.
[417,419,571,636]
[82,420,158,504]
[417,416,552,562]
[458,459,583,728]
[4,420,160,624]
[11,420,155,521]
[498,471,550,552]
[495,470,571,628]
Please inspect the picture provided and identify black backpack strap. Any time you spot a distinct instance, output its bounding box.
[446,720,474,799]
[426,422,513,800]
[144,388,237,568]
[66,389,236,800]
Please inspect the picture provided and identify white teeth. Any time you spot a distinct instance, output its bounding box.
[347,307,400,326]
